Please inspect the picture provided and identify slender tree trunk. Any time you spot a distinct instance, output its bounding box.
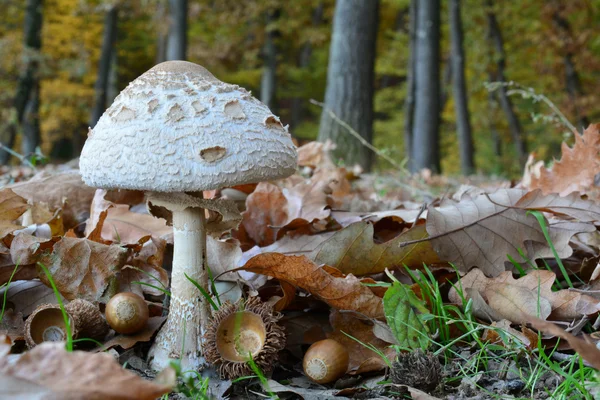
[404,0,417,164]
[449,0,474,175]
[291,3,323,129]
[318,0,379,171]
[411,0,441,173]
[90,6,118,129]
[156,1,168,63]
[261,9,280,112]
[552,11,588,131]
[107,50,118,106]
[439,59,452,112]
[16,0,43,158]
[487,0,526,164]
[166,0,187,61]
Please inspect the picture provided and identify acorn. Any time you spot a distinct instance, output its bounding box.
[303,339,349,384]
[203,296,285,379]
[24,304,77,348]
[105,292,149,334]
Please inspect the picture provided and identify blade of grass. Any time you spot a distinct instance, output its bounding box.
[37,262,73,352]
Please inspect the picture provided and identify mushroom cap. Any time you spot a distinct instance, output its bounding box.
[80,61,297,192]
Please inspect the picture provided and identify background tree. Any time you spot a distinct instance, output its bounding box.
[90,5,118,129]
[411,0,440,172]
[317,0,379,171]
[260,8,280,112]
[449,0,474,175]
[166,0,187,61]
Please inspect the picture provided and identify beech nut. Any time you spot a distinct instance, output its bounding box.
[303,339,349,384]
[105,292,149,334]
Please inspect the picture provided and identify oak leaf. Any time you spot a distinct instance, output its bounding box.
[311,222,441,276]
[0,188,28,239]
[449,269,600,322]
[0,341,174,399]
[529,123,600,197]
[241,253,384,319]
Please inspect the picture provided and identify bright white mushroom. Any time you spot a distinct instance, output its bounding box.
[79,61,297,370]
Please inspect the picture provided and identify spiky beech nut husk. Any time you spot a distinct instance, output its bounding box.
[203,296,285,379]
[391,349,441,392]
[303,339,349,384]
[65,299,109,341]
[24,303,77,348]
[105,292,149,334]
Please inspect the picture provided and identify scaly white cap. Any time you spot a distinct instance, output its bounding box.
[79,61,297,192]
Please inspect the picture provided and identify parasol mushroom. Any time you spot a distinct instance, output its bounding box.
[79,60,297,370]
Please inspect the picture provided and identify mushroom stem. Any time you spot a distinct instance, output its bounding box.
[149,205,210,371]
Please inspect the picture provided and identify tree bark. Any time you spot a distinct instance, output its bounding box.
[166,0,187,61]
[90,6,118,129]
[552,11,589,131]
[487,0,526,164]
[260,9,280,112]
[404,0,417,164]
[290,3,323,129]
[14,0,43,159]
[318,0,379,171]
[411,0,441,173]
[449,0,474,175]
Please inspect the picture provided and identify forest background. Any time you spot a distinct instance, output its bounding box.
[1,0,599,178]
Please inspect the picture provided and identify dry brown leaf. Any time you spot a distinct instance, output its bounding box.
[0,188,28,239]
[0,280,63,317]
[10,171,96,230]
[450,269,600,322]
[239,182,331,247]
[124,237,168,296]
[38,237,128,301]
[328,310,395,375]
[0,309,24,344]
[427,189,593,276]
[515,190,600,222]
[310,222,441,276]
[0,264,39,288]
[530,124,600,197]
[529,316,600,370]
[10,233,60,265]
[96,317,166,352]
[241,253,384,319]
[0,341,174,399]
[297,140,336,169]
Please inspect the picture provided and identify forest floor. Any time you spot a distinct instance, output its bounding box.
[3,128,600,400]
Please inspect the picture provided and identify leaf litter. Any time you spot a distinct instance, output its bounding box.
[3,129,600,398]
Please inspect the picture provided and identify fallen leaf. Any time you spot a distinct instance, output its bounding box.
[0,309,24,344]
[528,316,600,370]
[310,222,441,276]
[10,233,59,266]
[530,123,600,197]
[427,189,593,276]
[0,188,28,239]
[328,310,395,374]
[38,237,129,301]
[0,280,64,317]
[383,281,430,350]
[449,269,600,322]
[241,253,384,319]
[95,317,166,352]
[0,341,174,399]
[10,171,96,229]
[515,190,600,222]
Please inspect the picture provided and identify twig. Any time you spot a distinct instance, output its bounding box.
[0,143,38,171]
[310,99,408,173]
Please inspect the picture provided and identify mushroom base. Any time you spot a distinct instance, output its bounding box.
[148,206,210,371]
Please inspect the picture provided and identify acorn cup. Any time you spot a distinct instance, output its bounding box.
[203,297,285,379]
[24,299,109,348]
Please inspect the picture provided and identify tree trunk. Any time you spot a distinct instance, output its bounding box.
[404,0,417,164]
[155,0,168,63]
[552,11,588,131]
[166,0,187,61]
[260,9,280,112]
[318,0,379,171]
[290,3,323,129]
[449,0,474,175]
[14,0,43,159]
[411,0,441,173]
[107,50,118,106]
[90,6,118,129]
[487,0,526,164]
